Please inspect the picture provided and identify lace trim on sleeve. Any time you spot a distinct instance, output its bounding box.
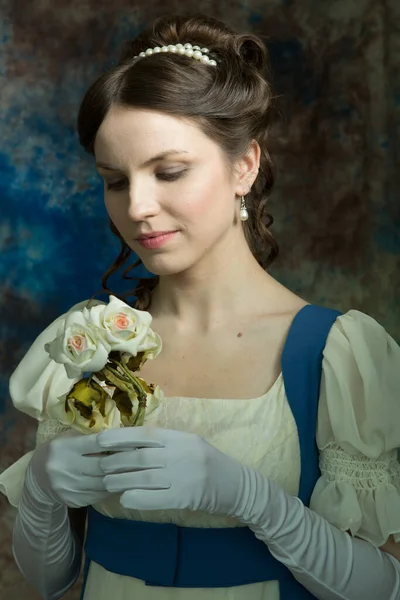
[319,443,400,490]
[36,419,71,446]
[310,443,400,545]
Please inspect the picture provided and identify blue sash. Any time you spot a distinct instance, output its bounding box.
[80,304,342,599]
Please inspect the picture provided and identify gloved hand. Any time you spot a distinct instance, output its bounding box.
[28,429,109,508]
[97,426,248,515]
[97,426,400,600]
[12,430,111,600]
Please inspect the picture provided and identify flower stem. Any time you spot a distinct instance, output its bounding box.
[104,365,131,384]
[110,358,147,403]
[102,366,133,394]
[133,401,146,426]
[102,359,148,426]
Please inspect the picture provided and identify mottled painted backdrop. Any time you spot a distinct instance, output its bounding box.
[1,0,399,597]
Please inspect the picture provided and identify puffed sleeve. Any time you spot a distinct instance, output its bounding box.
[310,309,400,546]
[0,298,106,506]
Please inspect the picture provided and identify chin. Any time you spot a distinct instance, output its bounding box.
[139,255,192,277]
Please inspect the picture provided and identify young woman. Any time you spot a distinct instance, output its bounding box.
[1,13,399,600]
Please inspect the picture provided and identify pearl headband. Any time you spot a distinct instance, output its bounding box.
[133,43,217,66]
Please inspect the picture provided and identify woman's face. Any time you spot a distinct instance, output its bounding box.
[94,106,248,277]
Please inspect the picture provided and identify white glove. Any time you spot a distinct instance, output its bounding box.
[244,474,400,600]
[13,431,108,600]
[97,426,400,600]
[29,429,108,508]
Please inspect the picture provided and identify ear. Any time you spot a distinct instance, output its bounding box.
[233,140,261,196]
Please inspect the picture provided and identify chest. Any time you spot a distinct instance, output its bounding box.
[138,310,300,399]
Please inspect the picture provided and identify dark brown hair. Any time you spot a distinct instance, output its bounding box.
[77,13,279,310]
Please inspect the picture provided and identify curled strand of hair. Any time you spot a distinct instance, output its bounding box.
[123,276,159,311]
[89,220,158,310]
[234,34,268,72]
[120,258,159,310]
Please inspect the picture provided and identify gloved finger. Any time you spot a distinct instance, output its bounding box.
[70,432,107,456]
[79,456,106,477]
[120,488,173,511]
[77,474,107,492]
[103,469,171,493]
[97,427,165,450]
[100,448,166,474]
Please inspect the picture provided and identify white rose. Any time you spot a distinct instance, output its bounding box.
[140,330,163,359]
[84,295,153,356]
[121,329,162,368]
[48,392,122,434]
[146,383,164,415]
[44,310,110,379]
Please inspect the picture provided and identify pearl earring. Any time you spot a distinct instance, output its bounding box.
[239,196,249,221]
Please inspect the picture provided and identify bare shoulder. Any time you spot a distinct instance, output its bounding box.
[253,276,310,322]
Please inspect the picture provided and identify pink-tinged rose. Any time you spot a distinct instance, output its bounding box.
[69,334,86,351]
[44,310,111,379]
[84,295,153,355]
[114,313,130,330]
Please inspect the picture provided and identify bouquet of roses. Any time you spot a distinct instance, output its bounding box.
[44,295,163,434]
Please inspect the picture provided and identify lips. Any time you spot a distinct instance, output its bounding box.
[136,231,176,240]
[136,231,178,249]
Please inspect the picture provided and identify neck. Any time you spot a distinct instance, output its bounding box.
[149,234,276,333]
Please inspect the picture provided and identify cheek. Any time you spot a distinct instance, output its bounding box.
[180,197,211,220]
[180,175,232,221]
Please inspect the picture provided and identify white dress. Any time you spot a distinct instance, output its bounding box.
[1,301,400,600]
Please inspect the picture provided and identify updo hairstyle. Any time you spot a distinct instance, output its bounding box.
[77,13,278,309]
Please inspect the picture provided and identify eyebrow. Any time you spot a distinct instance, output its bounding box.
[95,149,189,171]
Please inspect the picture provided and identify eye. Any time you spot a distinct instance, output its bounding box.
[106,179,128,191]
[156,170,187,182]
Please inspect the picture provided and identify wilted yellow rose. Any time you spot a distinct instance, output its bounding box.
[112,389,136,427]
[48,378,121,434]
[112,381,163,427]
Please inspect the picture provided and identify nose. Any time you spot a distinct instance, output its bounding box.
[127,182,161,222]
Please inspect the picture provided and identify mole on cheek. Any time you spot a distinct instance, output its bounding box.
[237,332,243,338]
